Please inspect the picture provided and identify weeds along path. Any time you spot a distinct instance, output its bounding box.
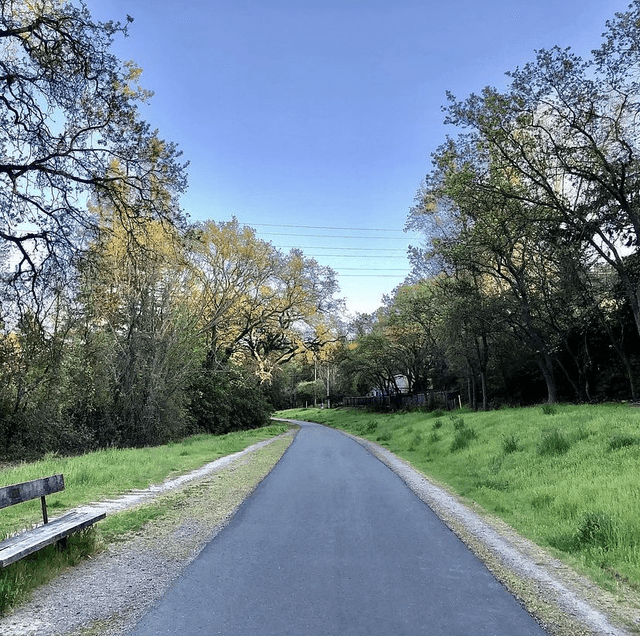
[0,430,297,636]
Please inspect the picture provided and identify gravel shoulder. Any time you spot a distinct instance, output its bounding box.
[341,429,640,636]
[2,422,639,636]
[0,432,297,636]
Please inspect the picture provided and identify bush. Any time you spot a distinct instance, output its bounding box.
[188,366,271,435]
[451,416,466,430]
[450,427,477,452]
[501,434,519,454]
[537,429,571,456]
[365,419,379,433]
[574,511,617,551]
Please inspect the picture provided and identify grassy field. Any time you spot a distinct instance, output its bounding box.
[276,404,640,594]
[0,423,291,614]
[0,424,290,539]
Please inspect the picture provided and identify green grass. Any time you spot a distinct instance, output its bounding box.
[0,423,291,614]
[277,404,640,594]
[0,424,289,539]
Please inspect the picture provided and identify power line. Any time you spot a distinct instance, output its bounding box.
[259,232,410,240]
[279,245,407,253]
[337,274,407,278]
[245,222,410,233]
[304,254,407,259]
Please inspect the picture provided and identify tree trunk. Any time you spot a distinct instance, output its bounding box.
[536,351,557,404]
[480,370,488,411]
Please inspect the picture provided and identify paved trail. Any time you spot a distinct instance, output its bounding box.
[130,421,547,636]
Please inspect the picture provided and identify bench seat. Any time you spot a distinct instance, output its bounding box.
[0,510,106,568]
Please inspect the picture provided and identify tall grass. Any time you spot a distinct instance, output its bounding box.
[277,404,640,593]
[0,424,289,540]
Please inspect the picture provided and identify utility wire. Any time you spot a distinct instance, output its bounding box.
[337,274,406,278]
[278,245,407,252]
[259,232,410,240]
[303,254,407,259]
[245,222,410,233]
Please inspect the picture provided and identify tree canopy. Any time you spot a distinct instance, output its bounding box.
[0,0,186,294]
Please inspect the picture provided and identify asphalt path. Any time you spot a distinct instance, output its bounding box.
[129,421,548,636]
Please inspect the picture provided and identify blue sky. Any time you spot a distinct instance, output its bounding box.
[87,0,628,315]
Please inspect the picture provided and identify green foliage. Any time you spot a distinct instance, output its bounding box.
[363,419,379,434]
[574,512,617,552]
[450,426,477,452]
[407,431,423,451]
[451,415,466,430]
[537,429,571,456]
[399,0,640,409]
[188,365,271,436]
[295,380,326,406]
[501,434,519,454]
[608,434,638,451]
[428,431,441,443]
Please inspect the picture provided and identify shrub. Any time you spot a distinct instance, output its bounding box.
[501,434,519,454]
[361,419,379,434]
[450,427,477,452]
[608,434,638,451]
[451,416,466,430]
[574,511,617,551]
[188,366,271,435]
[537,429,571,456]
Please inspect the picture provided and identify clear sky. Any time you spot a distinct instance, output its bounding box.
[86,0,629,315]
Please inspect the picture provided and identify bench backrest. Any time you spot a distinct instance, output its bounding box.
[0,474,65,510]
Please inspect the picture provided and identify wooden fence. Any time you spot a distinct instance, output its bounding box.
[342,391,458,410]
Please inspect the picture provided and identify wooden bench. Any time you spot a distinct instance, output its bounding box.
[0,474,106,568]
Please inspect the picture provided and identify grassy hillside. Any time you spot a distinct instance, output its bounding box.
[276,404,640,595]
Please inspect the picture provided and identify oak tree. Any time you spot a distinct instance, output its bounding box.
[0,0,186,292]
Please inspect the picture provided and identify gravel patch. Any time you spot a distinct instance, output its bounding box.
[0,432,296,636]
